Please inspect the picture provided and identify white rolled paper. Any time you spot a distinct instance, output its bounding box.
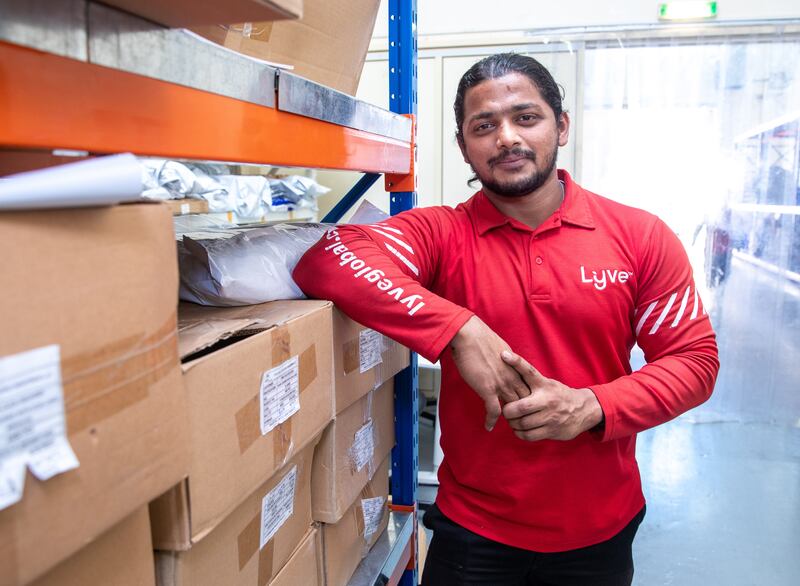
[0,153,144,210]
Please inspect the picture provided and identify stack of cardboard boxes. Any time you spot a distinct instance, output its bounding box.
[1,202,409,586]
[151,304,408,586]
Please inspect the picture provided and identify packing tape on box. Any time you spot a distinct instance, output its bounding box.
[273,420,293,469]
[236,523,277,586]
[237,517,277,585]
[63,315,179,433]
[271,325,291,364]
[235,342,317,455]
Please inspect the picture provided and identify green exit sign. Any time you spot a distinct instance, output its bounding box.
[659,1,718,20]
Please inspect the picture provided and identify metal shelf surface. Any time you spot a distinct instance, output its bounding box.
[0,40,411,173]
[0,0,412,167]
[348,511,415,586]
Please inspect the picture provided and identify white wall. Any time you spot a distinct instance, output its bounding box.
[373,0,800,38]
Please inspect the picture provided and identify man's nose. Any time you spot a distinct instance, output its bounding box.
[496,121,521,149]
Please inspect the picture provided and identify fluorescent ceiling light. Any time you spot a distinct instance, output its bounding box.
[659,1,718,21]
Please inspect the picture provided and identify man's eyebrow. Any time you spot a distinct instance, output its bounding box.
[468,103,543,123]
[511,102,541,113]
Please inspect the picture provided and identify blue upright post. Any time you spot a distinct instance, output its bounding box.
[388,1,419,585]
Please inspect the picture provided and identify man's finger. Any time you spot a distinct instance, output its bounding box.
[484,397,502,432]
[506,410,545,431]
[501,351,547,388]
[502,395,540,420]
[514,427,548,442]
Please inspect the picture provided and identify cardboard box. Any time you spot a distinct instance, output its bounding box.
[155,440,318,586]
[193,0,381,95]
[321,457,391,586]
[333,308,410,414]
[31,507,155,586]
[269,527,323,586]
[312,380,395,523]
[165,198,210,216]
[0,203,188,586]
[150,300,334,550]
[100,0,302,28]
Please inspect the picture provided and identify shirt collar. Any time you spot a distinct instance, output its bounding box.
[472,169,595,236]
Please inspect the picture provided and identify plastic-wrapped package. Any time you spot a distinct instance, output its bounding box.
[141,158,330,217]
[268,175,330,211]
[178,223,329,306]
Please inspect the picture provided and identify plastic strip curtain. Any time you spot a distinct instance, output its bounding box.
[580,31,800,425]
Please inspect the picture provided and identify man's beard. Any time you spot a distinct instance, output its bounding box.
[472,145,558,198]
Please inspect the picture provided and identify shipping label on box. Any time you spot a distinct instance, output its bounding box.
[0,345,79,510]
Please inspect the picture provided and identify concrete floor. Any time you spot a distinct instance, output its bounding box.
[417,254,800,585]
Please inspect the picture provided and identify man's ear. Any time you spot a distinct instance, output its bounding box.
[557,112,570,147]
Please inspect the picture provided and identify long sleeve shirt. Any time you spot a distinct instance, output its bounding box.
[293,170,719,552]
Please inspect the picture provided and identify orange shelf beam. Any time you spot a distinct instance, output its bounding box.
[0,42,411,174]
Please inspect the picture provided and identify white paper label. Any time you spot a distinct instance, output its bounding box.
[180,203,190,215]
[259,356,300,436]
[361,496,386,537]
[359,329,383,374]
[351,420,375,472]
[260,465,297,548]
[0,345,79,511]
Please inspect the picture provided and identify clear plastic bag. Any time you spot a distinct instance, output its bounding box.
[178,223,329,306]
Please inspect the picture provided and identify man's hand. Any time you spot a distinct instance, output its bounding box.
[500,351,604,441]
[449,316,531,432]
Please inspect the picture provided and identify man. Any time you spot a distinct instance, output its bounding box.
[293,53,719,585]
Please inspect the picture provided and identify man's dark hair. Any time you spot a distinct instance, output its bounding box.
[454,52,565,144]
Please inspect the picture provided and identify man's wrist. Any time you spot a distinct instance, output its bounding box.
[580,387,605,432]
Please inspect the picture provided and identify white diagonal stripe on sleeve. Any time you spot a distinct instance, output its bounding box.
[670,286,692,328]
[370,224,404,235]
[690,288,699,319]
[384,243,420,276]
[369,227,415,255]
[649,292,678,334]
[635,301,658,337]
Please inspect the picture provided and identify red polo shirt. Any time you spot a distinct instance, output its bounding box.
[293,170,719,552]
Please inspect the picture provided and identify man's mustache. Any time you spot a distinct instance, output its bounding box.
[489,148,536,167]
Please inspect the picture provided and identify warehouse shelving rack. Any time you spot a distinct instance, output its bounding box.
[0,1,420,584]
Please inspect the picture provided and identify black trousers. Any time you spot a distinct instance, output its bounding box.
[421,505,646,586]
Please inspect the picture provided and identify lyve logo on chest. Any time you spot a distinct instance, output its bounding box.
[580,266,634,291]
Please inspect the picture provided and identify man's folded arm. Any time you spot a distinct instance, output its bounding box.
[292,211,473,362]
[589,219,720,441]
